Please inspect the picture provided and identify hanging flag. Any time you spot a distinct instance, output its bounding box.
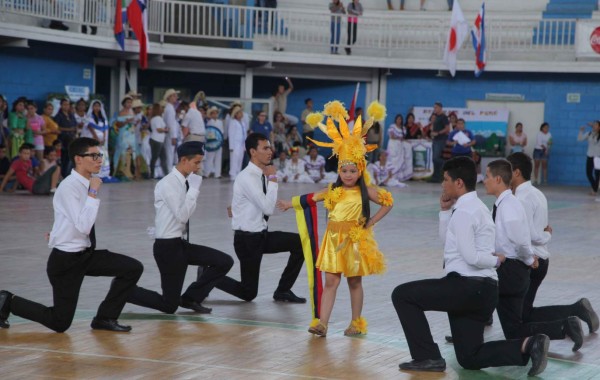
[127,0,149,69]
[471,2,486,77]
[292,193,323,321]
[348,82,360,122]
[443,0,468,77]
[114,0,128,50]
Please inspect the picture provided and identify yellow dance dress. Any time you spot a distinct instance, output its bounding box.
[316,186,386,277]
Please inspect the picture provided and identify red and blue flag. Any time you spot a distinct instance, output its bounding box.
[471,2,486,77]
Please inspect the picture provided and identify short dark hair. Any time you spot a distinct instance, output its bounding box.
[18,144,31,153]
[434,101,443,107]
[52,139,62,147]
[69,137,100,166]
[22,142,35,150]
[487,159,513,186]
[245,132,269,154]
[506,152,533,181]
[305,98,312,105]
[442,156,477,192]
[44,146,56,157]
[540,122,549,131]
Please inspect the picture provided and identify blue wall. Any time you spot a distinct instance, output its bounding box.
[385,70,600,186]
[0,41,94,107]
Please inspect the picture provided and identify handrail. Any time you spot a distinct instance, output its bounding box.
[0,0,576,57]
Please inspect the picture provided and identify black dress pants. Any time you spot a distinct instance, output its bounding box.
[216,230,304,301]
[496,259,531,338]
[11,249,143,333]
[392,273,528,370]
[586,156,600,193]
[128,238,234,313]
[520,258,576,336]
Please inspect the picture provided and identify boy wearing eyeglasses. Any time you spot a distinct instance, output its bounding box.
[0,144,60,194]
[0,137,144,333]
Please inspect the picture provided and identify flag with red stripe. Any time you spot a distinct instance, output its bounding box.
[471,2,486,77]
[114,0,127,50]
[127,0,149,69]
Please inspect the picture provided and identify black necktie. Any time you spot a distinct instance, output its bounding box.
[261,174,269,222]
[185,180,190,241]
[492,204,498,223]
[89,224,96,251]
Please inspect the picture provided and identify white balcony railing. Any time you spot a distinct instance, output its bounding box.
[0,0,576,60]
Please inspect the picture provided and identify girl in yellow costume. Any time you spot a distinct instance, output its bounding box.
[278,100,394,337]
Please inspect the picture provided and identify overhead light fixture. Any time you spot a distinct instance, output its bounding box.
[385,68,392,76]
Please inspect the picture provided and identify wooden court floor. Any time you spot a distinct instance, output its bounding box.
[1,179,600,379]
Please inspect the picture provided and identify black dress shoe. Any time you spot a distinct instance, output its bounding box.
[564,316,584,352]
[91,318,132,332]
[273,290,306,303]
[399,358,446,372]
[526,334,549,376]
[577,298,599,333]
[180,299,212,314]
[445,335,453,344]
[0,290,13,329]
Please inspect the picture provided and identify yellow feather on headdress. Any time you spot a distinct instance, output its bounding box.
[308,99,386,175]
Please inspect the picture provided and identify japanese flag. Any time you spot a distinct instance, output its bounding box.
[443,0,468,77]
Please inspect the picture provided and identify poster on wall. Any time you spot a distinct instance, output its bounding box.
[408,140,433,179]
[576,20,600,59]
[413,107,509,156]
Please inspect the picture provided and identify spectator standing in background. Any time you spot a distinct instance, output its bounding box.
[532,123,552,185]
[329,0,345,54]
[577,121,600,196]
[273,77,298,127]
[447,119,475,158]
[26,101,46,162]
[205,107,224,179]
[8,99,27,159]
[54,98,78,177]
[228,106,247,180]
[251,111,273,142]
[428,102,450,183]
[182,101,206,144]
[163,89,181,173]
[149,103,169,180]
[345,0,363,55]
[509,122,528,154]
[42,103,60,149]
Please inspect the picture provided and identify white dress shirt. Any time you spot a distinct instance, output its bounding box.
[494,189,535,265]
[182,108,206,136]
[154,168,201,239]
[48,170,100,252]
[231,162,277,232]
[439,191,498,279]
[514,181,551,259]
[163,103,180,140]
[150,116,167,143]
[228,119,247,151]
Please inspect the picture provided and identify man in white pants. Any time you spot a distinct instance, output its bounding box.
[163,89,181,173]
[205,107,224,178]
[228,105,247,180]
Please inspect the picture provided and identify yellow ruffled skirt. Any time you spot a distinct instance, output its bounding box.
[316,220,386,277]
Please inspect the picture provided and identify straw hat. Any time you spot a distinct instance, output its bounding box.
[230,105,242,117]
[163,89,180,101]
[208,106,219,116]
[132,99,144,109]
[159,100,167,108]
[121,94,134,106]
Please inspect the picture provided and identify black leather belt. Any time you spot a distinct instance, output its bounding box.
[234,230,267,236]
[448,272,498,286]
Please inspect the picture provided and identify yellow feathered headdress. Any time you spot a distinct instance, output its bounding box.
[306,100,386,174]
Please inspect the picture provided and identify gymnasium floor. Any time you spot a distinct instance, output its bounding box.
[1,179,599,379]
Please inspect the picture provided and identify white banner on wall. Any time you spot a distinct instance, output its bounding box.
[413,107,509,138]
[576,20,600,58]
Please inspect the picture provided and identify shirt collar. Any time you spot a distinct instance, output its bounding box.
[495,189,512,206]
[455,191,478,209]
[172,167,187,186]
[515,181,532,196]
[247,161,263,176]
[70,169,90,188]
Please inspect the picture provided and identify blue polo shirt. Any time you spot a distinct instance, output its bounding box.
[251,121,273,138]
[448,129,474,155]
